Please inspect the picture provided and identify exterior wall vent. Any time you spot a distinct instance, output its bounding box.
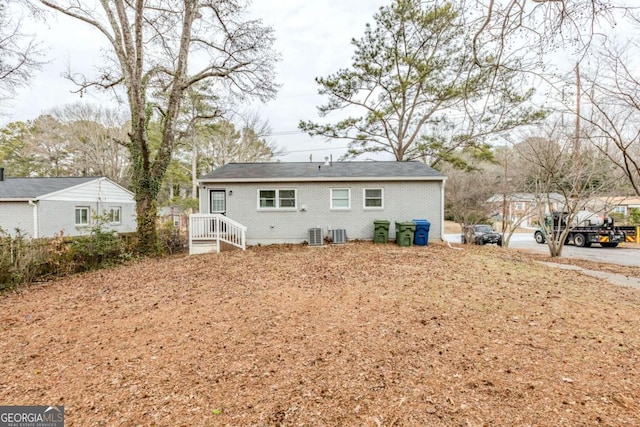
[331,229,347,244]
[308,227,323,246]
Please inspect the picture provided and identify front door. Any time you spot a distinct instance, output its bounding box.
[210,190,226,215]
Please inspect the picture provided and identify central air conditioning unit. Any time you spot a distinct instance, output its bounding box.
[308,227,323,246]
[331,229,347,244]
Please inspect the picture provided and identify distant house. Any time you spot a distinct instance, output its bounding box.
[158,205,190,232]
[487,193,564,227]
[594,196,640,217]
[0,170,136,238]
[192,161,446,252]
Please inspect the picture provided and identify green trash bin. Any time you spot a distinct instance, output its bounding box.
[395,221,416,247]
[373,220,390,243]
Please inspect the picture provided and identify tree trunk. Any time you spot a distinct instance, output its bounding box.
[136,191,158,254]
[191,135,198,198]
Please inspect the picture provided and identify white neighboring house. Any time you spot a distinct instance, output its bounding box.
[0,171,136,238]
[192,161,446,254]
[487,192,565,227]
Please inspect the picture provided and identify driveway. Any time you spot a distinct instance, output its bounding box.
[444,231,640,268]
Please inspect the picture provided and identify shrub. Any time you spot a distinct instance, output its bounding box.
[609,212,625,224]
[68,227,125,272]
[157,221,187,255]
[1,225,135,290]
[0,229,53,289]
[629,208,640,226]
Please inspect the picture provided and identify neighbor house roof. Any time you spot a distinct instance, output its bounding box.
[199,161,446,183]
[595,196,640,206]
[487,192,565,203]
[0,176,103,200]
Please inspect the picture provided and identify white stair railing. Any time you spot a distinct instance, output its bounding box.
[189,214,247,254]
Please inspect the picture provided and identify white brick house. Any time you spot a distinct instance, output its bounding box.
[196,161,446,247]
[0,172,136,238]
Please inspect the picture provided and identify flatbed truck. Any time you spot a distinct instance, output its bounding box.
[534,211,638,248]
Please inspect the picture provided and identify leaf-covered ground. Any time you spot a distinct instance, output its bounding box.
[1,242,639,426]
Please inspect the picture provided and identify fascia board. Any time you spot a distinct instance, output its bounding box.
[198,176,446,184]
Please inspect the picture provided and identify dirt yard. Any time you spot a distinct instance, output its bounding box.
[1,242,640,426]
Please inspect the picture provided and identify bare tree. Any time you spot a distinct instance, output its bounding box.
[574,40,640,197]
[443,154,498,238]
[0,108,130,182]
[514,123,623,257]
[471,0,631,66]
[0,1,42,103]
[486,145,541,248]
[50,103,131,185]
[39,0,279,253]
[198,113,279,171]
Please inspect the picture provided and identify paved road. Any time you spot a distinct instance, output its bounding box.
[444,231,640,268]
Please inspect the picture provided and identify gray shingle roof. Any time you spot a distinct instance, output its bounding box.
[200,161,446,182]
[0,177,101,199]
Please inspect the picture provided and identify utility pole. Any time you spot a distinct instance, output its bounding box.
[572,62,581,200]
[502,155,508,236]
[575,62,581,155]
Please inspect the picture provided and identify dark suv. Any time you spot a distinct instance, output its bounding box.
[462,224,502,246]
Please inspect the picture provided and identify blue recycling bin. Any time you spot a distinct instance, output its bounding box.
[412,219,431,246]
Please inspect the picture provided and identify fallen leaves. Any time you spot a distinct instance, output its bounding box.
[1,241,639,426]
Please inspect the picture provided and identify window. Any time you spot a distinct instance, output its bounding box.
[75,207,90,225]
[331,188,350,209]
[614,206,627,215]
[364,188,383,209]
[108,207,121,224]
[514,202,525,211]
[279,190,296,208]
[258,189,297,209]
[210,190,226,213]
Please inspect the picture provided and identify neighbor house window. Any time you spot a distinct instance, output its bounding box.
[75,207,90,225]
[614,206,627,215]
[364,188,383,209]
[514,202,525,211]
[108,207,122,224]
[258,189,297,209]
[331,188,350,209]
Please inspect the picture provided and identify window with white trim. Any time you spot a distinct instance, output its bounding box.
[258,189,297,209]
[363,188,383,209]
[331,188,350,209]
[614,206,627,215]
[108,207,122,224]
[75,206,90,225]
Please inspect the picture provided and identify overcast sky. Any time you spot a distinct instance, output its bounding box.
[4,1,390,162]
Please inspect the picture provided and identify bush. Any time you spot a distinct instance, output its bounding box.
[0,229,55,289]
[629,208,640,226]
[0,226,136,290]
[68,228,125,272]
[157,222,187,254]
[609,212,625,224]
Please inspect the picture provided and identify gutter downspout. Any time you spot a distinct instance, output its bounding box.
[28,199,39,238]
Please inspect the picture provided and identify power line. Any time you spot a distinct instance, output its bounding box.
[268,130,305,136]
[281,146,349,153]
